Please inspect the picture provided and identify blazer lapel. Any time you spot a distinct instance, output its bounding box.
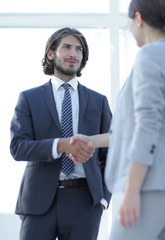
[41,80,61,132]
[78,83,88,132]
[41,81,89,134]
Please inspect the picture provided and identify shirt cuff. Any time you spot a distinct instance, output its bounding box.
[100,198,108,209]
[52,138,62,159]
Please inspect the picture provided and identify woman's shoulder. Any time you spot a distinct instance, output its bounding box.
[137,40,165,59]
[134,41,165,70]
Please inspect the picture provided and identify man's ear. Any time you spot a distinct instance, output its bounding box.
[135,11,143,28]
[47,49,54,60]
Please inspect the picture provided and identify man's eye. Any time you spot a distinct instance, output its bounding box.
[77,47,83,51]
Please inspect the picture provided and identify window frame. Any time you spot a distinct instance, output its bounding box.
[0,0,129,110]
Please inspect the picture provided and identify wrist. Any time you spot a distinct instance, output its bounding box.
[57,137,70,154]
[125,179,141,195]
[125,162,148,195]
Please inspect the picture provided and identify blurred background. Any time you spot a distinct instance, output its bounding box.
[0,0,139,239]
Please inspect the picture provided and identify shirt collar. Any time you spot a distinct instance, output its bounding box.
[51,76,78,91]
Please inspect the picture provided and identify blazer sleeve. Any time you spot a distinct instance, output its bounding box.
[128,44,165,166]
[10,91,55,162]
[99,96,112,204]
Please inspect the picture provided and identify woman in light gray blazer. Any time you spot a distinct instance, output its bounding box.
[70,0,165,239]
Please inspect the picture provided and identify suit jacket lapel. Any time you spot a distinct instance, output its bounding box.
[78,83,88,132]
[41,80,61,133]
[41,81,89,134]
[78,83,95,171]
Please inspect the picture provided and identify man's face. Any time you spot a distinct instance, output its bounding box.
[53,35,83,78]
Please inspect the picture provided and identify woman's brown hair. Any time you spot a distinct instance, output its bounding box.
[128,0,165,32]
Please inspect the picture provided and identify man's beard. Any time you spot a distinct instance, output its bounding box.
[53,56,79,77]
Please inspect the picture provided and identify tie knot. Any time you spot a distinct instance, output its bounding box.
[62,83,70,91]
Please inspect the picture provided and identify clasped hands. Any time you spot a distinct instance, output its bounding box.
[69,134,94,163]
[58,134,94,163]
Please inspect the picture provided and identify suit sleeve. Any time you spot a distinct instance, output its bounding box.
[10,91,54,162]
[99,96,112,205]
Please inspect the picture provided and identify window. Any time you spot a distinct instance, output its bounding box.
[0,1,138,239]
[0,25,111,207]
[0,0,109,13]
[119,0,131,13]
[119,29,139,88]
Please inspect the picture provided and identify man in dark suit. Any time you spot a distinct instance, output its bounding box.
[10,27,112,240]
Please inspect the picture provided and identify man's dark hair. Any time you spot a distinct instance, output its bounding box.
[42,27,89,77]
[128,0,165,32]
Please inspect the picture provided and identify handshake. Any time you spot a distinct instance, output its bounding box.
[57,133,109,163]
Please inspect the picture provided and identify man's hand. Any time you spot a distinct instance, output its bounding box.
[69,134,94,163]
[57,137,94,163]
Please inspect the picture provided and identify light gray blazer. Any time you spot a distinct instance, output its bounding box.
[105,37,165,194]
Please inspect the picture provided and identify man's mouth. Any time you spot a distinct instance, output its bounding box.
[65,58,79,64]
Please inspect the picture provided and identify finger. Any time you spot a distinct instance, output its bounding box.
[119,208,130,227]
[76,151,93,162]
[119,212,138,227]
[87,141,94,148]
[73,153,90,163]
[68,154,85,164]
[70,135,84,145]
[72,142,94,160]
[69,153,76,161]
[81,142,95,155]
[134,209,140,224]
[70,137,75,144]
[69,141,94,162]
[74,159,87,164]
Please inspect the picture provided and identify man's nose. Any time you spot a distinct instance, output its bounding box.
[69,47,78,58]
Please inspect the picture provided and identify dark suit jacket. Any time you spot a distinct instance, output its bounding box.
[10,80,112,215]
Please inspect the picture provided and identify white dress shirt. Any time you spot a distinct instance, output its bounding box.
[51,76,107,208]
[51,76,86,180]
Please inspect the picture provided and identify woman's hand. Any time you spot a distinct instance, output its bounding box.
[70,134,91,145]
[57,137,94,163]
[68,133,109,162]
[118,162,148,227]
[119,191,140,227]
[69,134,94,163]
